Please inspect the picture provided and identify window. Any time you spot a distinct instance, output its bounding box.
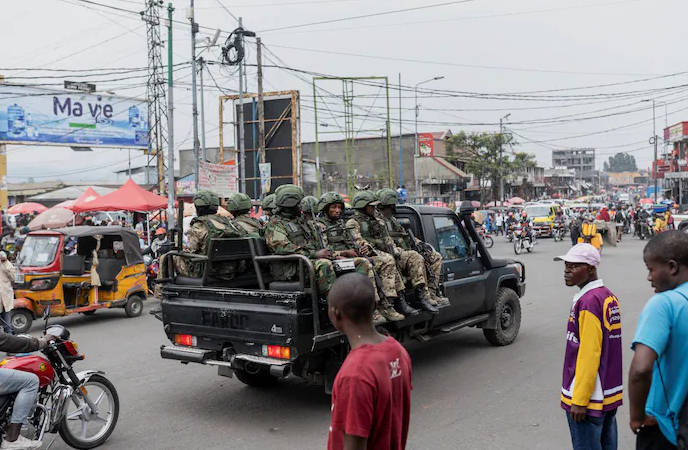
[17,236,60,267]
[433,216,468,260]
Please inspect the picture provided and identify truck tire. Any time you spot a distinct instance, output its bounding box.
[483,288,521,346]
[234,369,279,387]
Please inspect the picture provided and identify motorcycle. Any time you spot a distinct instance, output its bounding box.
[513,226,534,255]
[506,223,516,242]
[478,226,494,249]
[144,255,159,294]
[552,223,565,242]
[638,217,654,240]
[0,307,119,449]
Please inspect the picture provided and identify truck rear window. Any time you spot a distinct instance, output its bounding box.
[433,216,468,260]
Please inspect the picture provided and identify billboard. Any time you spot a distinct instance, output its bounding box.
[664,122,688,143]
[198,160,238,197]
[418,133,435,157]
[0,84,149,149]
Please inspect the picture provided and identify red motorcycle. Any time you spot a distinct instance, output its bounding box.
[0,308,119,449]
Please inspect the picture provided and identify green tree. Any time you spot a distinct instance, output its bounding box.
[446,131,519,203]
[603,152,637,173]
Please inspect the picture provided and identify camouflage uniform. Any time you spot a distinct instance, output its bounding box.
[175,191,246,280]
[226,193,263,237]
[262,194,276,217]
[263,185,339,296]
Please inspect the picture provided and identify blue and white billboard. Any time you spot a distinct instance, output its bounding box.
[0,84,149,149]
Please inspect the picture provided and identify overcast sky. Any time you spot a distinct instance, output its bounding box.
[2,0,686,183]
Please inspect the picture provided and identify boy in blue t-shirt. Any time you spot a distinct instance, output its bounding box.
[630,231,688,449]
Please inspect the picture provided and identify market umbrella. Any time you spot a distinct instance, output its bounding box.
[8,202,48,215]
[54,200,75,209]
[639,198,653,205]
[508,197,524,205]
[470,201,481,207]
[27,207,84,231]
[427,201,449,208]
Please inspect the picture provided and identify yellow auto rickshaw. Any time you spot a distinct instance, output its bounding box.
[11,226,147,333]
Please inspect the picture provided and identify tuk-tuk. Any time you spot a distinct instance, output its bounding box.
[11,226,147,333]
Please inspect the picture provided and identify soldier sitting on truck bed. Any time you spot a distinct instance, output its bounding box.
[317,192,416,320]
[261,194,276,219]
[345,190,438,314]
[376,188,450,307]
[226,192,263,237]
[175,190,247,280]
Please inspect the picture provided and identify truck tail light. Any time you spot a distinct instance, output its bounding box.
[262,345,290,359]
[174,334,197,347]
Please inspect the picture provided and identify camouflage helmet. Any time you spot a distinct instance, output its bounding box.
[193,190,220,208]
[274,184,304,208]
[262,194,276,211]
[376,188,398,206]
[318,192,345,212]
[300,196,319,214]
[226,192,252,212]
[351,190,379,209]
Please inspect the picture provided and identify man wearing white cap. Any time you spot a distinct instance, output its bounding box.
[555,244,623,450]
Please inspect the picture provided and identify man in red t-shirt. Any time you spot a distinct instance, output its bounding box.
[327,272,413,450]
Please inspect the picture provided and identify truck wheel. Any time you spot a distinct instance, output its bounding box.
[234,369,279,387]
[11,309,33,334]
[124,295,144,317]
[483,288,522,346]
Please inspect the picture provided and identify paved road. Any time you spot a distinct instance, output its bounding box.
[35,234,653,450]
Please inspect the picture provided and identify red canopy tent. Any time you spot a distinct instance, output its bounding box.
[72,179,168,213]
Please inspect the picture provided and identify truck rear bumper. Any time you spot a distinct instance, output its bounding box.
[160,344,291,377]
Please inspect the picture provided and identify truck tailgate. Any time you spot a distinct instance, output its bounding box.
[162,286,315,355]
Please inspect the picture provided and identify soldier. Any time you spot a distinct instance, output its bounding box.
[318,192,418,318]
[376,188,450,307]
[345,190,438,314]
[226,192,262,237]
[262,194,276,218]
[265,185,399,324]
[176,190,246,280]
[300,196,319,220]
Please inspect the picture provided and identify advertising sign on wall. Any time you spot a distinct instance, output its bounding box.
[418,133,434,157]
[664,122,688,143]
[199,160,238,197]
[0,84,149,148]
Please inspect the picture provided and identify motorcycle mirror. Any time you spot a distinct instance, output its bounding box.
[42,306,50,321]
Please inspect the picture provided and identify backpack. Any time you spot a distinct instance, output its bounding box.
[656,290,688,450]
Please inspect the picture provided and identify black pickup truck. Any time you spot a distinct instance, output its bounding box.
[157,202,526,392]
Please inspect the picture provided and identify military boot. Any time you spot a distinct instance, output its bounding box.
[373,308,388,325]
[424,286,438,306]
[415,284,439,314]
[379,298,404,322]
[394,291,419,316]
[428,288,450,307]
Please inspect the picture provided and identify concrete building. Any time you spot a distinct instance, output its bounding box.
[551,148,599,183]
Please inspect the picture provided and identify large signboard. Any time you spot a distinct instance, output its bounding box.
[418,133,435,157]
[0,84,149,149]
[198,160,238,197]
[664,122,688,143]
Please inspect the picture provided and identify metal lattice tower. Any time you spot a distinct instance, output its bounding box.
[142,0,168,192]
[342,80,356,196]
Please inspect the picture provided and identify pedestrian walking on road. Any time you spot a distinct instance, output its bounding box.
[0,252,15,335]
[555,244,623,450]
[629,231,688,450]
[495,212,504,236]
[327,272,412,450]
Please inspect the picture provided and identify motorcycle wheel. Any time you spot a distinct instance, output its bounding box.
[553,232,560,242]
[484,236,494,248]
[59,374,119,449]
[514,240,522,255]
[526,242,533,253]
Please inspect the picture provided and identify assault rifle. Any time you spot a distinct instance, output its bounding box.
[403,225,438,289]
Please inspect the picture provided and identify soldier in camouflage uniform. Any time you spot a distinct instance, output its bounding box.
[300,196,319,221]
[376,188,450,307]
[226,192,263,237]
[264,185,339,298]
[262,194,276,218]
[317,192,413,320]
[345,190,438,314]
[176,190,246,280]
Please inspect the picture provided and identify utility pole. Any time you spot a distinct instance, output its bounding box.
[499,113,510,203]
[653,100,658,203]
[398,73,403,187]
[257,38,265,168]
[189,0,200,190]
[414,76,443,199]
[238,17,246,194]
[166,3,175,230]
[199,57,207,162]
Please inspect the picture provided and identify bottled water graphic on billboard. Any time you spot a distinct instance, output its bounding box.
[0,85,149,149]
[7,104,26,137]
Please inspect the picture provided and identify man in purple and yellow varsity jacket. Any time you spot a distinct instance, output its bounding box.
[555,243,623,450]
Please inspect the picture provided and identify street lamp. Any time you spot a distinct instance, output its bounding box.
[642,99,668,203]
[414,76,444,198]
[499,113,511,203]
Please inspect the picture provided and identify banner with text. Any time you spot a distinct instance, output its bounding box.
[199,160,238,197]
[418,133,435,157]
[0,84,149,149]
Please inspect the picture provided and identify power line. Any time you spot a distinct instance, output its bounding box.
[258,0,476,33]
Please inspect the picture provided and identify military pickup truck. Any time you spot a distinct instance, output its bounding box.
[156,202,526,392]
